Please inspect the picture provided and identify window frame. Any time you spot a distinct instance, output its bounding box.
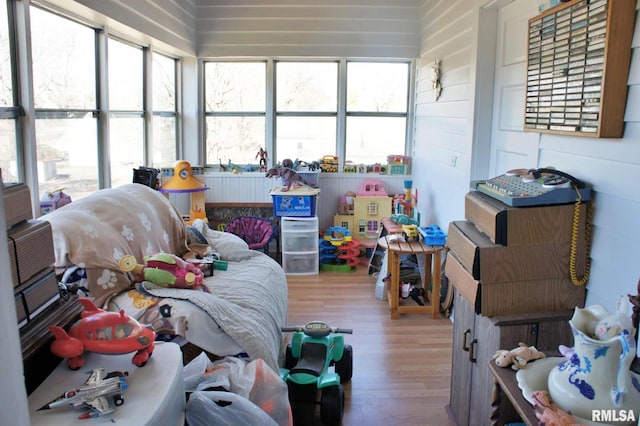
[202,57,415,170]
[5,2,181,200]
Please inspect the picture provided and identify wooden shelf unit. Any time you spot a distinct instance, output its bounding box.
[524,0,635,138]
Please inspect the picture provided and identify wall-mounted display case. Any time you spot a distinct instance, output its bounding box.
[524,0,635,138]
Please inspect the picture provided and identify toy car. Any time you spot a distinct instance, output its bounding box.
[401,224,420,242]
[280,321,353,425]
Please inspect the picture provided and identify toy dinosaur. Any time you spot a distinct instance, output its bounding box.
[265,167,309,191]
[493,342,546,370]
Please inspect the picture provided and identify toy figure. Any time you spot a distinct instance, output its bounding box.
[256,147,268,171]
[119,253,206,291]
[493,342,546,370]
[532,391,578,426]
[265,167,309,191]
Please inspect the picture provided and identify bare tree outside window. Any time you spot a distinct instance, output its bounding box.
[346,62,409,164]
[152,53,177,168]
[203,59,411,169]
[108,38,144,189]
[30,6,99,200]
[204,62,266,166]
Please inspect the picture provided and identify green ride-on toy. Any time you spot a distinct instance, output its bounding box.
[280,321,353,425]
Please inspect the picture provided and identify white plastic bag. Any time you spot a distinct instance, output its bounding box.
[186,390,278,426]
[183,354,292,426]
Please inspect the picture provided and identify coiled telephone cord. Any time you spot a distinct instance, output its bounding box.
[569,186,593,286]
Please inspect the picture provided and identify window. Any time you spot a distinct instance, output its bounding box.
[30,6,99,199]
[108,38,144,188]
[6,5,179,202]
[0,0,18,183]
[203,59,412,169]
[204,61,266,166]
[276,61,338,164]
[346,62,409,164]
[152,53,177,168]
[367,202,380,216]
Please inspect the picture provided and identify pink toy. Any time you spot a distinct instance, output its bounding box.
[356,179,387,197]
[119,253,206,291]
[532,391,578,426]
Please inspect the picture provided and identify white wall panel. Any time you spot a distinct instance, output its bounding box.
[415,0,640,312]
[195,0,420,58]
[71,0,197,55]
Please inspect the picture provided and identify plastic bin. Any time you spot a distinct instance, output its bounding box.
[270,186,320,217]
[418,224,447,246]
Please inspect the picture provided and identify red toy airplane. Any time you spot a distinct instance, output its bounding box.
[49,298,156,370]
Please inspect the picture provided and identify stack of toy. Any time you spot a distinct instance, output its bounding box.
[319,226,360,272]
[392,179,419,224]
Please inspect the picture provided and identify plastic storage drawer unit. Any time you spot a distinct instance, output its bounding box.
[281,216,319,275]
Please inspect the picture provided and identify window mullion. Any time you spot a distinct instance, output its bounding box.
[336,58,347,171]
[143,46,152,167]
[96,28,110,189]
[266,59,275,168]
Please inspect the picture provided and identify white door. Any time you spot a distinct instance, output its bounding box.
[488,0,541,177]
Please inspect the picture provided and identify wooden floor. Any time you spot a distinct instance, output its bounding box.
[286,266,453,426]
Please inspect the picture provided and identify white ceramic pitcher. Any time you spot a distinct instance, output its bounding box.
[547,305,640,425]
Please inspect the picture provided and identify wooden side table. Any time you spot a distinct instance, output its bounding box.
[377,235,444,319]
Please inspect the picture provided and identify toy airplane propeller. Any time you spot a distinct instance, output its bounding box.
[38,368,128,419]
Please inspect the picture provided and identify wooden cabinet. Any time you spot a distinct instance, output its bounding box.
[446,290,573,426]
[524,0,635,138]
[2,181,82,394]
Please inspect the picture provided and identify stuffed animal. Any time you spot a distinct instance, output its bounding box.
[532,390,578,426]
[594,311,635,341]
[119,253,206,291]
[493,342,546,370]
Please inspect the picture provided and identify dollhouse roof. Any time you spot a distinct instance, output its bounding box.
[356,179,387,197]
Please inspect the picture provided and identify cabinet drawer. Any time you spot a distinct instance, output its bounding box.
[18,267,60,323]
[8,219,55,285]
[3,182,32,229]
[15,293,27,325]
[282,253,318,275]
[8,237,18,287]
[282,232,318,252]
[281,217,318,232]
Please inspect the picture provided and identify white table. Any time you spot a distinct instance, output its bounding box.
[28,341,185,426]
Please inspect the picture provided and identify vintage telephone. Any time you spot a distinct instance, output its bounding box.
[472,168,593,286]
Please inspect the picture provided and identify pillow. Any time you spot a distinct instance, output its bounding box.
[44,183,188,306]
[189,219,251,261]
